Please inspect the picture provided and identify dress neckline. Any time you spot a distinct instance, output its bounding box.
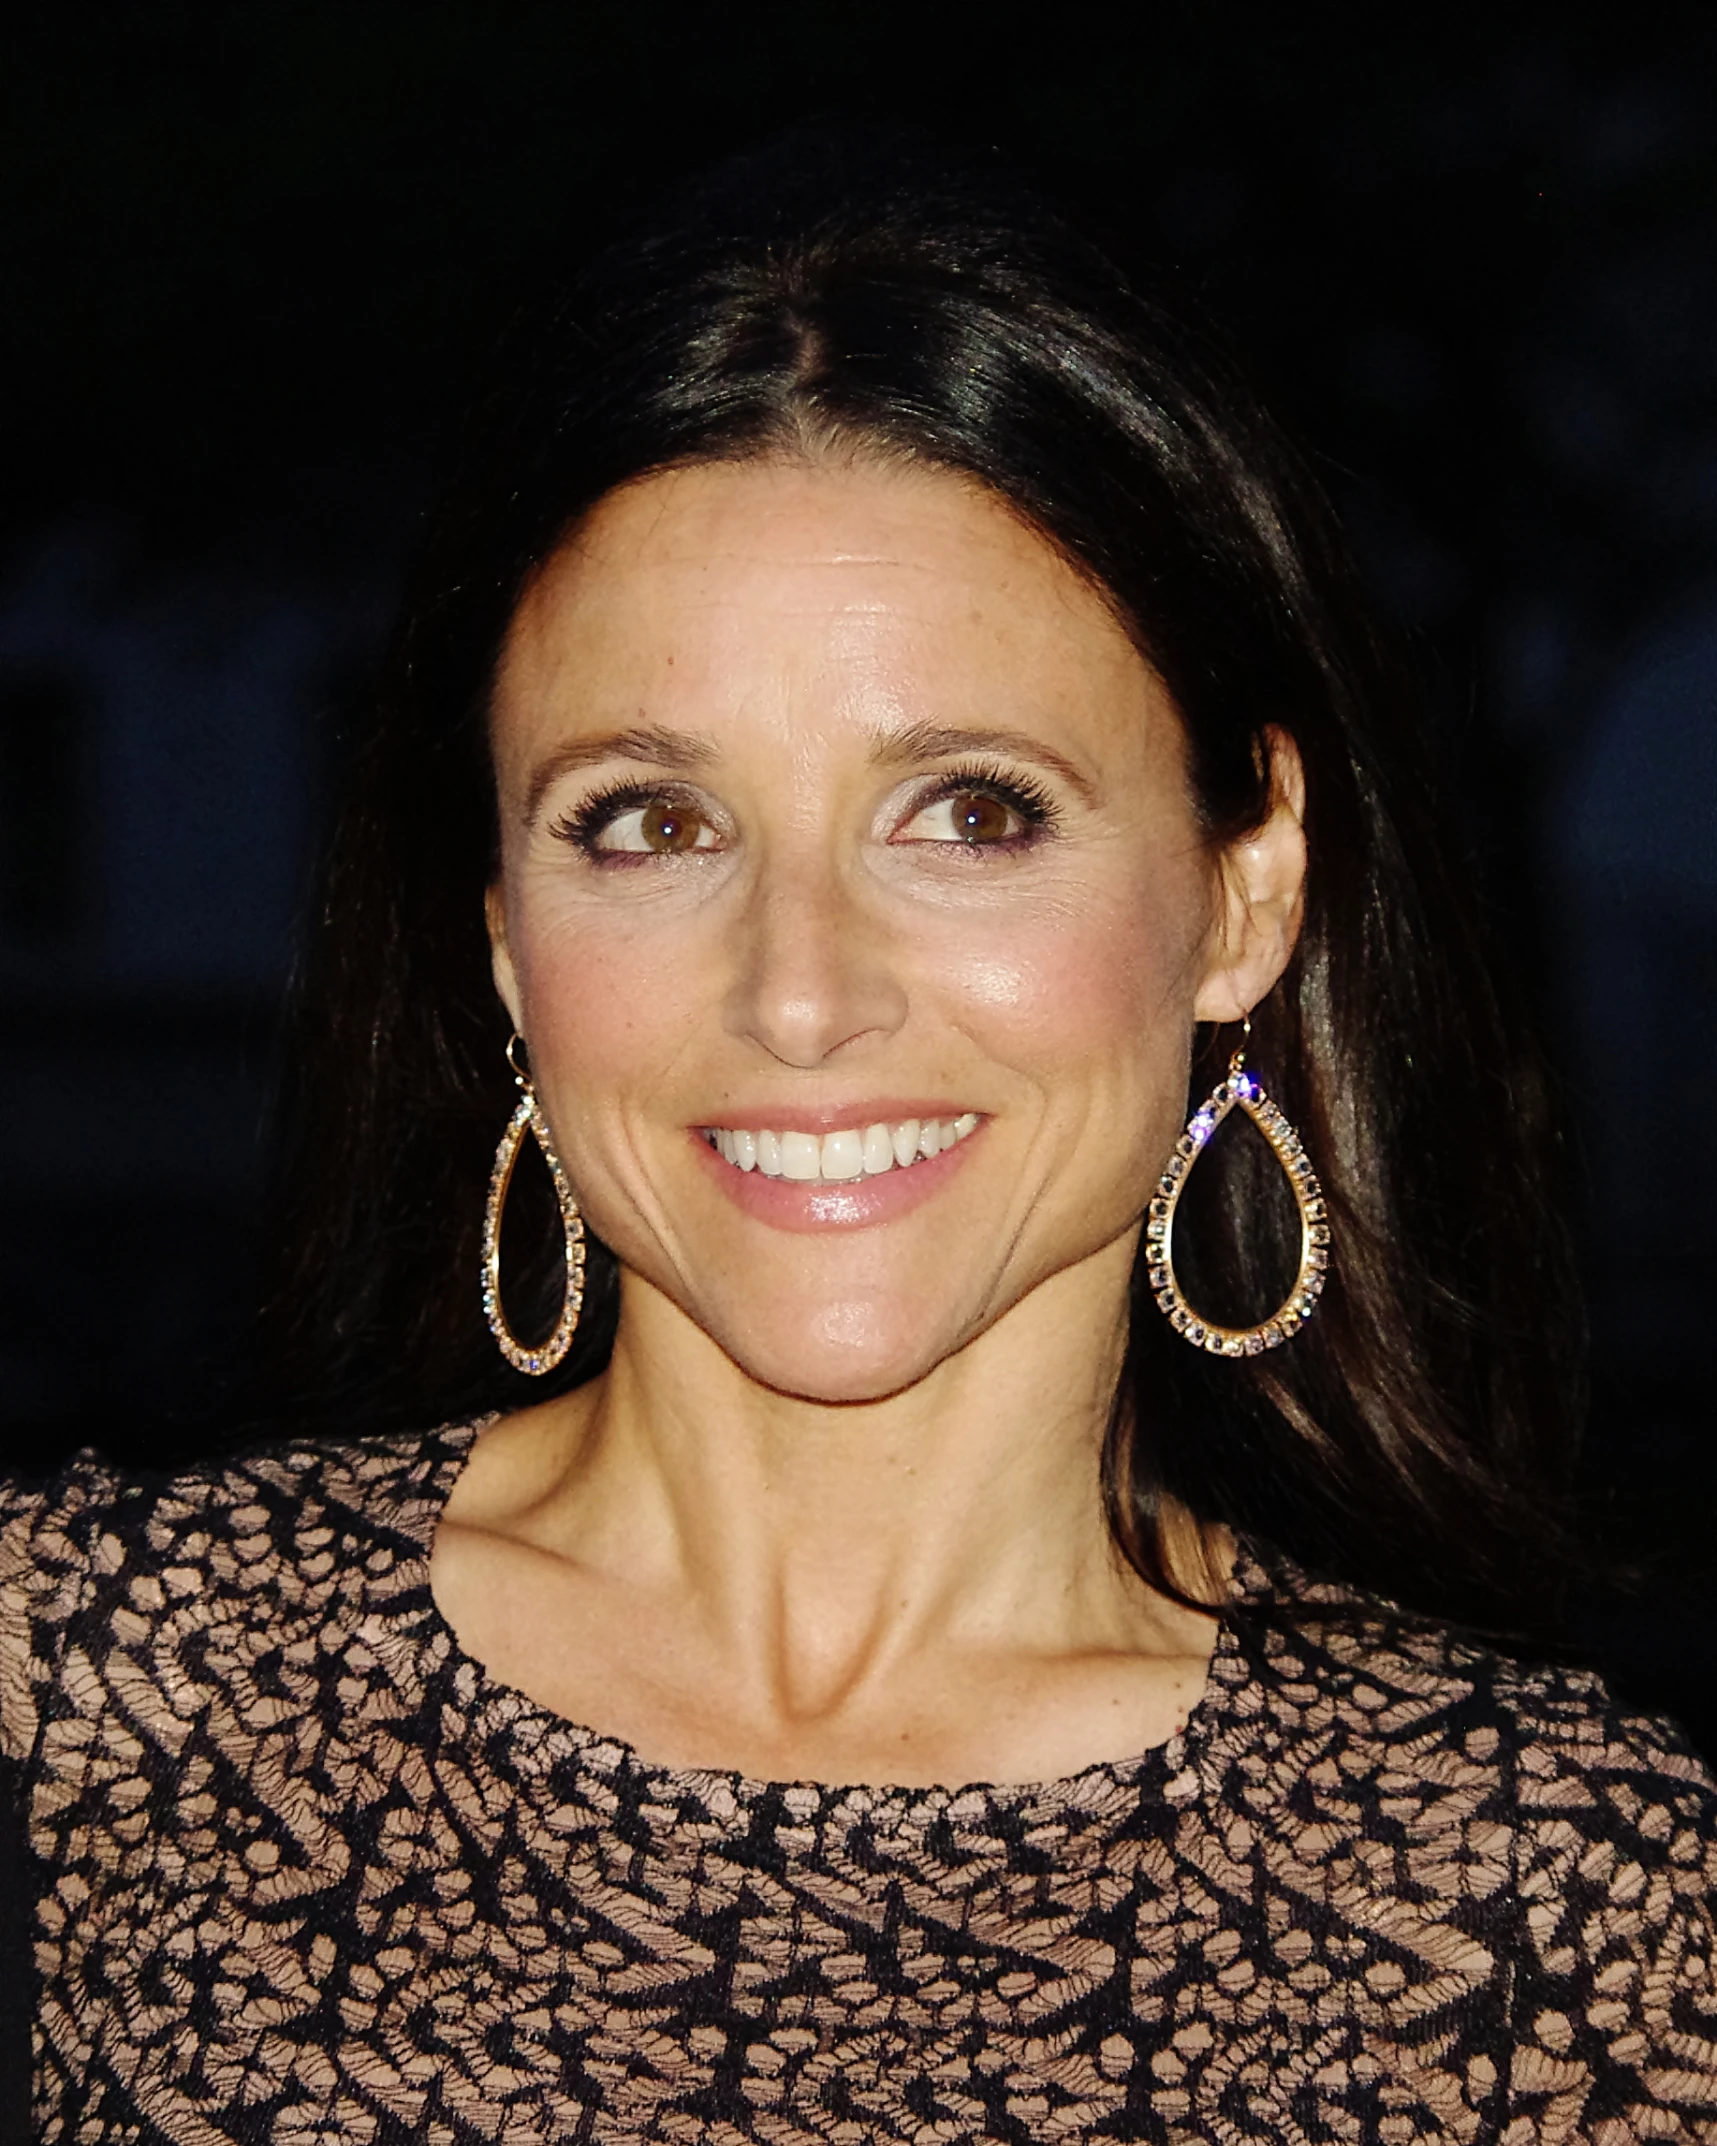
[393,1414,1254,1824]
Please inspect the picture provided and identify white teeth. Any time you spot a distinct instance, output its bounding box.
[820,1129,865,1180]
[862,1123,895,1175]
[780,1131,821,1181]
[706,1113,981,1183]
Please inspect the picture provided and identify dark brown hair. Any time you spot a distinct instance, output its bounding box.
[261,131,1581,1634]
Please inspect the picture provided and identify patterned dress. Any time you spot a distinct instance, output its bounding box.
[1,1418,1713,2143]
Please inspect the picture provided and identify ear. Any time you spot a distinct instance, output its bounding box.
[485,881,526,1033]
[1193,728,1308,1024]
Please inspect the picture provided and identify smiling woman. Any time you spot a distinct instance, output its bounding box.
[475,458,1297,1414]
[2,131,1714,2144]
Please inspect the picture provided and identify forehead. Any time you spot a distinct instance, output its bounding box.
[490,456,1169,767]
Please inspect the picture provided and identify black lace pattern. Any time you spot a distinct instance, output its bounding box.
[1,1421,1713,2142]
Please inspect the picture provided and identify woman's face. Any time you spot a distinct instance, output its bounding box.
[488,457,1300,1403]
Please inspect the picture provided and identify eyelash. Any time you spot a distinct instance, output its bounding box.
[903,761,1060,847]
[548,761,1062,862]
[550,780,705,862]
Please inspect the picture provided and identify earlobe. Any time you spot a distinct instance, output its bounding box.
[486,884,525,1031]
[1192,727,1309,1025]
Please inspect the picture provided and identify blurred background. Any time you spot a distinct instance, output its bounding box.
[1,1,1712,1748]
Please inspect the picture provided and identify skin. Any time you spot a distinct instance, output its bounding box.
[431,455,1307,1788]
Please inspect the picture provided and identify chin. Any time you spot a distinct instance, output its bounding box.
[714,1302,962,1408]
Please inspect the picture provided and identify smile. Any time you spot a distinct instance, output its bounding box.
[701,1115,981,1183]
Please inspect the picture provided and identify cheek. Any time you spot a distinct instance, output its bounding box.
[504,892,710,1112]
[927,870,1208,1071]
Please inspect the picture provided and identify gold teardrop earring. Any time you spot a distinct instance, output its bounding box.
[481,1033,587,1376]
[1147,1018,1330,1356]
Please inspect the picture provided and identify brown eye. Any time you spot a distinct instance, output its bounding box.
[572,791,722,856]
[948,790,1016,844]
[894,780,1045,849]
[640,801,705,852]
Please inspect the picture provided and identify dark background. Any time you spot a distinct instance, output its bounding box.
[1,3,1713,1747]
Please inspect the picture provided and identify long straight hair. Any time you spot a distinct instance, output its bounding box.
[260,132,1582,1635]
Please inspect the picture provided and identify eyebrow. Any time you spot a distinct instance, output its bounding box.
[522,716,1099,823]
[523,724,720,824]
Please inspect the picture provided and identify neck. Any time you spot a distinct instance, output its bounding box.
[517,1237,1184,1719]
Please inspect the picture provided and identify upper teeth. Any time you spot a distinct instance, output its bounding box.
[705,1115,980,1182]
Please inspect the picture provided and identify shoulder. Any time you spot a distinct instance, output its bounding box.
[1224,1544,1715,1816]
[1205,1551,1717,2123]
[1218,1545,1717,1951]
[0,1420,479,1762]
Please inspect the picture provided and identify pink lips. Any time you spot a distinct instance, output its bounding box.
[689,1119,981,1233]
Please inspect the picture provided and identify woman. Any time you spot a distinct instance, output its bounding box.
[3,134,1713,2142]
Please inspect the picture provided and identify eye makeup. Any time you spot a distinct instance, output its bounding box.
[891,759,1062,849]
[549,779,724,863]
[547,755,1065,865]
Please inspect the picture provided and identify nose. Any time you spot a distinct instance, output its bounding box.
[721,850,909,1068]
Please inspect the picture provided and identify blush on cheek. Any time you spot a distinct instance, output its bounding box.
[507,955,680,1155]
[941,903,1191,1043]
[519,914,682,1042]
[944,950,1036,1011]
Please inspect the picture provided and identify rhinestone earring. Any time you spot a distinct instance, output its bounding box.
[481,1034,587,1375]
[1147,1025,1329,1357]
